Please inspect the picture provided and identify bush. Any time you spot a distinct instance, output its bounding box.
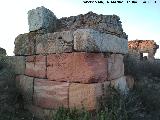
[124,54,160,78]
[124,54,160,119]
[135,76,160,119]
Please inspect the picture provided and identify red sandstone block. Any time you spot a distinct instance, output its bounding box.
[47,53,73,81]
[47,52,108,83]
[69,83,103,110]
[25,55,47,78]
[33,79,69,109]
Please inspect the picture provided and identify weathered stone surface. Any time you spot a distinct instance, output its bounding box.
[25,55,46,78]
[108,54,124,80]
[28,6,57,32]
[57,11,127,39]
[69,83,103,110]
[7,56,25,75]
[110,76,128,93]
[73,29,128,54]
[47,52,108,83]
[15,75,33,103]
[0,47,6,55]
[14,33,37,55]
[36,31,73,54]
[33,79,69,109]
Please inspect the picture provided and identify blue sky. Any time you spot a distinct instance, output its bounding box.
[0,0,159,58]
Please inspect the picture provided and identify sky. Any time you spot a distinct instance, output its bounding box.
[0,0,159,58]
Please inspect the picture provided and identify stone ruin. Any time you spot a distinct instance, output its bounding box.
[13,6,129,118]
[128,40,159,61]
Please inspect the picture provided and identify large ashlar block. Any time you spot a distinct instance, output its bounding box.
[69,83,103,110]
[108,54,124,80]
[15,75,34,103]
[33,79,69,109]
[25,55,46,78]
[47,52,108,83]
[28,6,57,32]
[14,33,36,56]
[7,56,25,75]
[73,29,128,54]
[36,31,73,54]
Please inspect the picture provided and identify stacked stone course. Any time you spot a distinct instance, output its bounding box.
[14,6,128,118]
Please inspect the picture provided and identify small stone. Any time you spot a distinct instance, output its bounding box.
[110,76,128,93]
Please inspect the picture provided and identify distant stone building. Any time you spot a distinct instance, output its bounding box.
[128,40,159,61]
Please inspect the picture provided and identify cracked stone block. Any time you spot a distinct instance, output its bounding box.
[36,31,73,54]
[33,79,69,109]
[69,83,103,110]
[73,29,128,54]
[28,6,57,32]
[47,52,108,83]
[25,55,46,78]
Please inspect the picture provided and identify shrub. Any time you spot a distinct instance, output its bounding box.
[124,54,160,78]
[124,54,160,119]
